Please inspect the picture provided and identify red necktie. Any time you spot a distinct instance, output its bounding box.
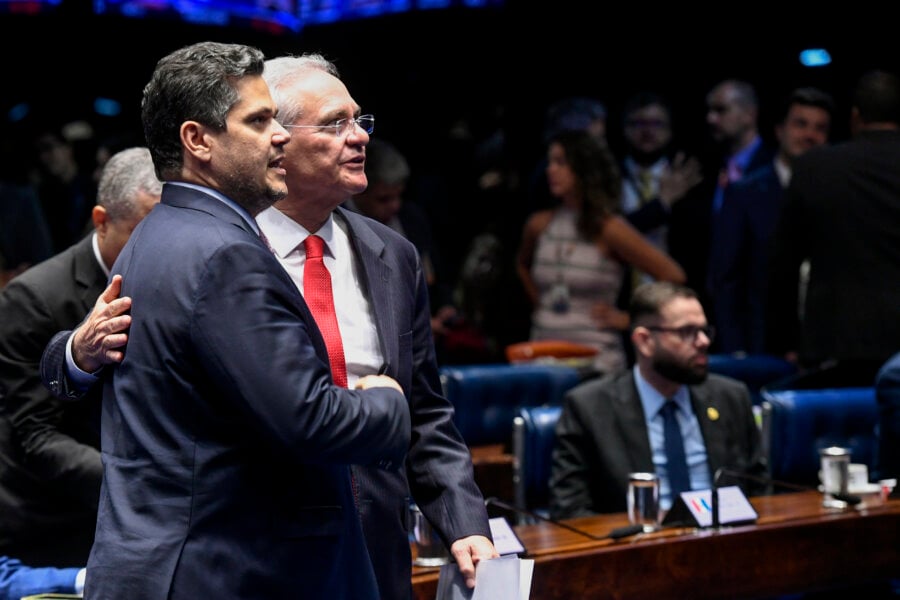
[303,235,348,388]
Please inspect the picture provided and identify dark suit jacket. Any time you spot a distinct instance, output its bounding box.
[335,207,491,600]
[708,164,783,353]
[0,233,104,566]
[549,370,767,520]
[40,204,489,600]
[80,186,410,600]
[767,130,900,366]
[668,143,773,318]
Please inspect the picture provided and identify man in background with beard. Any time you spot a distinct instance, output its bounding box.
[548,281,767,519]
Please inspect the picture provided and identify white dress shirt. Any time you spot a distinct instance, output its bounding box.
[255,206,383,387]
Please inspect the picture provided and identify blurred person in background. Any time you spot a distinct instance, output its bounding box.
[516,129,685,376]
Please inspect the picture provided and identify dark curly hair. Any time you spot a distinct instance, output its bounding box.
[548,129,622,240]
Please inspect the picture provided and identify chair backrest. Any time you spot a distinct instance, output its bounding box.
[708,353,798,405]
[761,387,879,488]
[440,363,581,447]
[512,405,563,522]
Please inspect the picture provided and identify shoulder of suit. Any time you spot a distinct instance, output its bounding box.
[696,373,751,398]
[568,370,632,399]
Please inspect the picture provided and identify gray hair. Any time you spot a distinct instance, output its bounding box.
[97,147,162,221]
[263,54,340,126]
[141,41,266,180]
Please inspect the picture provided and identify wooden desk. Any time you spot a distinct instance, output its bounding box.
[412,491,900,599]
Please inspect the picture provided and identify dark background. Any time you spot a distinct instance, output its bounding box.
[3,5,898,355]
[3,5,899,161]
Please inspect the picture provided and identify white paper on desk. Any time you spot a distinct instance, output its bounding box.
[489,516,526,555]
[435,556,534,600]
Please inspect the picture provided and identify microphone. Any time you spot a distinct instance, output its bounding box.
[484,497,645,542]
[711,468,862,528]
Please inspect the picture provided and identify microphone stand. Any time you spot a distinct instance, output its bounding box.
[484,497,645,542]
[711,468,862,529]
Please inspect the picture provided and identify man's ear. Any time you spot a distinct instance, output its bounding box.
[181,121,212,163]
[92,205,109,235]
[631,326,654,359]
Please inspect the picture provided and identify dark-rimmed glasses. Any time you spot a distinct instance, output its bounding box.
[284,115,374,137]
[646,324,715,343]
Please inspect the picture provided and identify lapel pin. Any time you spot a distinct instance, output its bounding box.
[707,406,720,421]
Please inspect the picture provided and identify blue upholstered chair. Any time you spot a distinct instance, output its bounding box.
[439,363,581,448]
[511,405,563,522]
[761,387,879,489]
[708,353,798,405]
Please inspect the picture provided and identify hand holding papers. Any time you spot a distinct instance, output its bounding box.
[436,556,534,600]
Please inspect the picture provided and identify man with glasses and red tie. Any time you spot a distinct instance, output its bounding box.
[256,54,497,599]
[548,281,767,520]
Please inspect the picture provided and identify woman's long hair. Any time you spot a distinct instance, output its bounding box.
[549,129,622,240]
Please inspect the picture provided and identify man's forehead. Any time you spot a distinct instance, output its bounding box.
[659,297,705,322]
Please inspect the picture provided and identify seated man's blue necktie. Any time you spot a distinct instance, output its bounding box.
[661,400,691,498]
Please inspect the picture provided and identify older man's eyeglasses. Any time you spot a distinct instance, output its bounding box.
[285,115,375,138]
[646,325,716,343]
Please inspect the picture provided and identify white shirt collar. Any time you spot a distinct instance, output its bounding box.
[88,231,111,277]
[255,206,338,258]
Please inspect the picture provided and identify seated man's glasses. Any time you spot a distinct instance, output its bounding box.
[646,325,715,343]
[285,115,375,138]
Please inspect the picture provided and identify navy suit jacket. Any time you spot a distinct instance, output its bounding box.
[321,207,491,600]
[669,143,773,317]
[708,163,783,353]
[0,233,104,566]
[40,203,489,600]
[549,370,767,519]
[83,186,410,600]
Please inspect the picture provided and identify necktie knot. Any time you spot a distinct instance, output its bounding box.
[304,235,325,260]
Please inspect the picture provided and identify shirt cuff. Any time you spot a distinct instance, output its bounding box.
[65,331,102,388]
[75,567,86,594]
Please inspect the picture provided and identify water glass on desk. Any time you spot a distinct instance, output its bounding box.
[819,446,851,509]
[627,472,660,532]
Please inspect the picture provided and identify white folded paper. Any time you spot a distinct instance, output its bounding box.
[435,556,534,600]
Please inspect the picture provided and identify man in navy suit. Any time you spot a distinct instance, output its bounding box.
[708,87,834,353]
[258,54,496,600]
[42,51,494,599]
[668,79,773,321]
[46,42,410,599]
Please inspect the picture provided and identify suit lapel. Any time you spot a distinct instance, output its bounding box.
[614,373,655,471]
[336,208,398,370]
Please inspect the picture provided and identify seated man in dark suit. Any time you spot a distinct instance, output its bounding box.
[549,281,767,519]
